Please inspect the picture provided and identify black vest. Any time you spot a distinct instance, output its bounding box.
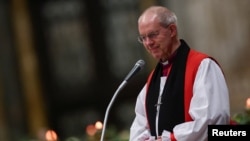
[146,39,190,136]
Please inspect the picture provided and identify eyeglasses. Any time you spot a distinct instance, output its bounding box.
[137,30,160,43]
[137,24,172,43]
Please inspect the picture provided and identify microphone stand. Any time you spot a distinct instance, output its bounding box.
[100,80,128,141]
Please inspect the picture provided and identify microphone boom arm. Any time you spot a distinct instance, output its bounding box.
[100,80,128,141]
[99,59,145,141]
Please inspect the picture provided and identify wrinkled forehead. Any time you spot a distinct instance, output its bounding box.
[138,11,159,25]
[138,12,161,33]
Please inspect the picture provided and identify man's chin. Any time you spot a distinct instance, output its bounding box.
[155,55,162,60]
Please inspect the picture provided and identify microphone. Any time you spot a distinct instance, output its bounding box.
[124,59,145,82]
[100,59,145,141]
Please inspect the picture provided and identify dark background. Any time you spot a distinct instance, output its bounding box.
[0,0,167,140]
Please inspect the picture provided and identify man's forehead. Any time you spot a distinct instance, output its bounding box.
[139,12,158,24]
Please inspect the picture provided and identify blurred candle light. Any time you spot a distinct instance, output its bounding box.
[86,124,97,136]
[95,121,103,130]
[45,130,58,141]
[246,98,250,110]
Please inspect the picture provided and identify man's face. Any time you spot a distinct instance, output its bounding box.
[138,19,173,62]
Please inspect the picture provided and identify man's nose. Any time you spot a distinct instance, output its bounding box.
[144,37,154,45]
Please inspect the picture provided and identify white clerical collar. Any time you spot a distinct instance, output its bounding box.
[161,60,169,66]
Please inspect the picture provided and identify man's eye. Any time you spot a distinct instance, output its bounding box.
[148,34,154,38]
[148,33,157,38]
[141,36,146,40]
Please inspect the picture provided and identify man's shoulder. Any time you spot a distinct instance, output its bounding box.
[189,49,209,60]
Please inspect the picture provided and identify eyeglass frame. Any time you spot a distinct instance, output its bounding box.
[137,24,172,44]
[137,30,160,43]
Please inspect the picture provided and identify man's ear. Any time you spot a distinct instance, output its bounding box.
[169,24,178,37]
